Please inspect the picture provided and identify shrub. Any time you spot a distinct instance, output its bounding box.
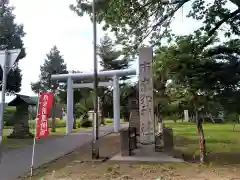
[105,118,113,124]
[80,119,92,128]
[4,107,16,126]
[28,120,35,129]
[225,113,238,122]
[54,119,66,127]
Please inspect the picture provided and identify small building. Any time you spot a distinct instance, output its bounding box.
[7,94,37,139]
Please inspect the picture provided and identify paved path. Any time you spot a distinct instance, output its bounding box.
[0,125,127,180]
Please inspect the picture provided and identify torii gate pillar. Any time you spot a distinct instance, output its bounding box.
[66,75,74,135]
[113,75,120,132]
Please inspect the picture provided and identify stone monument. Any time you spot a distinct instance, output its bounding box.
[138,47,155,144]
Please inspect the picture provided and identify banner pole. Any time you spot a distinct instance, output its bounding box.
[30,92,41,178]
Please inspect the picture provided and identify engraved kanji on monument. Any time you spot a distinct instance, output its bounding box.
[138,47,154,144]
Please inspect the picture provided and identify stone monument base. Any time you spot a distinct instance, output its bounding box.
[110,144,184,163]
[155,127,174,152]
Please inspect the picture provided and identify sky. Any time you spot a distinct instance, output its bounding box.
[3,0,236,102]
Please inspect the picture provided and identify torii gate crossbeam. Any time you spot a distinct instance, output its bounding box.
[51,69,136,81]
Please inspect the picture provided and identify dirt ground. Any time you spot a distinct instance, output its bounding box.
[23,134,240,180]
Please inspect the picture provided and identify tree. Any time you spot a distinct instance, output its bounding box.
[97,35,131,123]
[98,35,130,76]
[0,3,26,93]
[31,46,68,93]
[153,46,178,126]
[31,46,68,132]
[205,38,240,127]
[70,0,240,54]
[153,29,240,163]
[0,3,27,139]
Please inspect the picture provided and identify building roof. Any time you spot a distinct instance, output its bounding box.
[8,94,38,106]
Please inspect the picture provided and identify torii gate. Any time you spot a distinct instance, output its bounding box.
[51,69,136,134]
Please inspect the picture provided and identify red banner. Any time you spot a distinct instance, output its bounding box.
[36,92,54,139]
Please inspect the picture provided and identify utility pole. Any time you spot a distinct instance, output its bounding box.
[92,0,99,159]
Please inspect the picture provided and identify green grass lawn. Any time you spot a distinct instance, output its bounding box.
[29,122,240,180]
[164,121,240,164]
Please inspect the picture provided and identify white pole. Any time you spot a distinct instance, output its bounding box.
[0,50,8,162]
[113,75,120,132]
[98,96,101,123]
[66,76,73,135]
[30,92,41,178]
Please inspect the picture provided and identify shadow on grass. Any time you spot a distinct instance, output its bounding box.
[173,136,240,165]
